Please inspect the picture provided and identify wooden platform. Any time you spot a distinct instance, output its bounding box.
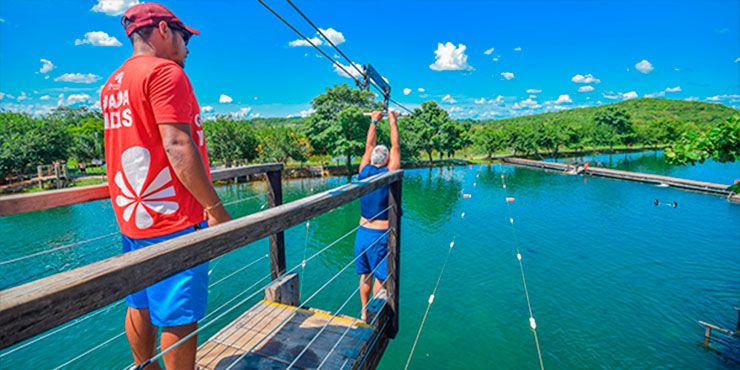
[196,300,383,370]
[503,157,737,200]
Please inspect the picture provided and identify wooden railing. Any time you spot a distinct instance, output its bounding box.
[0,169,403,349]
[0,163,283,216]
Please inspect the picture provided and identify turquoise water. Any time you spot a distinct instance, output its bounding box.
[1,154,738,369]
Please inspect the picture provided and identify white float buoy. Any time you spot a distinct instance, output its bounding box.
[449,241,455,249]
[529,317,537,330]
[517,253,522,261]
[428,294,435,305]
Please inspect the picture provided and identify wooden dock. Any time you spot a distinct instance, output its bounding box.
[196,299,387,369]
[503,157,737,200]
[0,165,403,369]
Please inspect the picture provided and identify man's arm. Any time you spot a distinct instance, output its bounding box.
[159,123,231,226]
[387,111,401,170]
[359,110,383,173]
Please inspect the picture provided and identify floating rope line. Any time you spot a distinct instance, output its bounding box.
[499,169,545,370]
[222,230,390,370]
[0,232,118,266]
[136,205,391,369]
[404,236,458,370]
[286,254,390,368]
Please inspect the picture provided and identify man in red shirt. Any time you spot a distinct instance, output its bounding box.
[101,3,230,368]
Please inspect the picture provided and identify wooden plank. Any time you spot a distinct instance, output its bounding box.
[196,301,374,370]
[386,178,402,339]
[266,169,286,279]
[0,170,403,349]
[0,163,283,216]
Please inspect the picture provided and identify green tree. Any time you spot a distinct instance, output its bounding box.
[69,117,104,163]
[439,119,471,158]
[203,116,259,167]
[536,120,569,156]
[665,115,739,164]
[257,124,311,164]
[474,126,505,158]
[594,107,634,149]
[506,124,538,156]
[303,84,378,162]
[0,112,71,179]
[405,101,451,163]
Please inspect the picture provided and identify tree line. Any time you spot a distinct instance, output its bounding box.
[1,84,737,182]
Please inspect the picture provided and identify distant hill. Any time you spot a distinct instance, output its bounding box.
[478,98,739,127]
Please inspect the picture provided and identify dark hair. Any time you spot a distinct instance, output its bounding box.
[122,17,156,44]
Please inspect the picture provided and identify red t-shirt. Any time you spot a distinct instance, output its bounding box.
[101,54,210,239]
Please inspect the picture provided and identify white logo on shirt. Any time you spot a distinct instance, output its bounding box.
[114,146,179,229]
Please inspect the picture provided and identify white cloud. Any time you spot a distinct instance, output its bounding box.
[500,72,515,80]
[67,93,92,105]
[442,94,457,104]
[333,62,364,80]
[288,108,315,118]
[514,47,522,52]
[644,91,665,98]
[40,95,51,101]
[289,36,322,47]
[289,28,345,47]
[16,92,28,101]
[429,42,474,71]
[474,97,486,104]
[665,86,681,93]
[578,85,595,93]
[91,0,140,16]
[603,91,621,100]
[201,105,214,113]
[56,94,64,106]
[319,28,345,45]
[417,88,425,93]
[515,98,540,109]
[483,48,495,55]
[571,74,601,84]
[491,56,500,62]
[231,107,253,119]
[75,31,122,47]
[622,91,638,100]
[735,57,740,63]
[219,94,233,104]
[54,73,102,84]
[526,89,542,94]
[635,59,654,74]
[706,95,720,101]
[449,106,463,113]
[555,94,573,104]
[403,88,412,96]
[489,95,505,104]
[529,95,537,99]
[39,59,55,74]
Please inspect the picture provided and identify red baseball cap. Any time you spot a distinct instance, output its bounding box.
[121,2,200,37]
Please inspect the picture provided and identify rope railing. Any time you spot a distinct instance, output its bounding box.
[134,204,394,369]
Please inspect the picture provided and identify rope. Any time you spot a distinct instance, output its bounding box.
[136,205,391,369]
[0,232,118,266]
[286,254,390,368]
[404,237,457,369]
[223,193,265,207]
[500,168,545,370]
[53,331,127,370]
[222,230,390,370]
[299,220,311,300]
[256,0,360,85]
[0,300,125,359]
[284,0,366,79]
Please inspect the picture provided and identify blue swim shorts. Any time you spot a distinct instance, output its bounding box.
[122,220,209,327]
[354,226,389,281]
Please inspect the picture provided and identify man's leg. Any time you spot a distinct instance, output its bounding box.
[359,274,372,321]
[372,278,385,296]
[125,307,161,370]
[161,322,198,370]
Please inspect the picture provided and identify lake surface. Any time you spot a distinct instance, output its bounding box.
[1,152,738,369]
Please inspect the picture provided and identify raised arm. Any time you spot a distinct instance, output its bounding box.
[159,123,231,227]
[359,110,383,173]
[387,110,401,170]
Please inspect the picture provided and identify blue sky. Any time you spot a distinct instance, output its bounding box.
[0,0,738,119]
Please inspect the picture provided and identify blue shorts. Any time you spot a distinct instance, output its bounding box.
[354,226,389,281]
[122,220,209,327]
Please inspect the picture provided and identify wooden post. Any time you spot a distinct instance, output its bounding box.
[267,169,286,279]
[386,176,402,338]
[703,326,712,346]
